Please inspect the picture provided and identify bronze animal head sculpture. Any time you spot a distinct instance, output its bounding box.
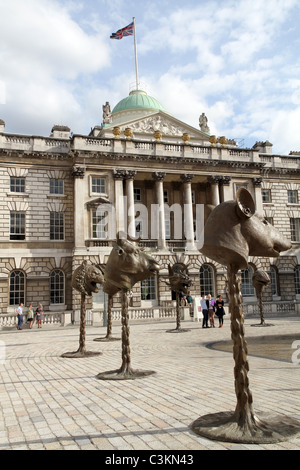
[103,233,160,295]
[168,263,192,294]
[201,188,291,269]
[72,261,104,296]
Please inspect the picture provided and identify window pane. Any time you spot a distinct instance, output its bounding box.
[141,277,156,300]
[9,271,25,305]
[92,178,106,194]
[295,266,300,295]
[200,264,215,297]
[241,267,255,296]
[10,212,25,240]
[50,179,64,195]
[92,210,107,239]
[50,270,64,304]
[290,218,300,242]
[10,177,25,193]
[50,212,64,240]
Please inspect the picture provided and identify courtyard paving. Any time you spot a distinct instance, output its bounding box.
[0,315,300,451]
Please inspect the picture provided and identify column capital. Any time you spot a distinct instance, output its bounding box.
[253,177,263,187]
[113,169,127,180]
[181,174,195,184]
[219,176,232,186]
[125,170,137,180]
[152,172,166,182]
[72,166,85,179]
[208,175,221,185]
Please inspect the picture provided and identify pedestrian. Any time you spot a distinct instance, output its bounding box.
[180,295,187,306]
[186,291,193,317]
[200,294,209,328]
[27,303,34,329]
[16,302,24,330]
[35,303,44,328]
[206,294,215,328]
[215,295,225,327]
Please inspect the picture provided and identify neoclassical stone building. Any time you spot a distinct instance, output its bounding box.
[0,89,300,324]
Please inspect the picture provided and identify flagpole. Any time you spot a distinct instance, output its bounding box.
[133,17,139,90]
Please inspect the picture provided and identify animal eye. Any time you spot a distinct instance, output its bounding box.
[118,248,124,256]
[263,219,269,225]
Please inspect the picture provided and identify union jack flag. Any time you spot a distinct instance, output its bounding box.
[110,21,134,40]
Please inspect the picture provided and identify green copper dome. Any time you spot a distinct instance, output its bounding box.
[112,90,168,114]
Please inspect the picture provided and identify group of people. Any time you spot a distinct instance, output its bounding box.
[200,294,225,328]
[16,302,44,330]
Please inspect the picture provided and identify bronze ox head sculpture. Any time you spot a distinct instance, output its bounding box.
[168,263,192,294]
[201,188,291,269]
[72,260,104,296]
[103,233,160,296]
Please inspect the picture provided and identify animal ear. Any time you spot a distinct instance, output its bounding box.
[236,188,255,219]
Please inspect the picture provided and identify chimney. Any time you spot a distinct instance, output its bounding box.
[50,125,70,139]
[0,119,5,133]
[252,140,273,154]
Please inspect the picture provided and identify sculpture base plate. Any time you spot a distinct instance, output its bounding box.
[93,337,121,342]
[191,411,300,444]
[166,328,191,333]
[61,350,102,358]
[96,368,156,381]
[250,323,274,327]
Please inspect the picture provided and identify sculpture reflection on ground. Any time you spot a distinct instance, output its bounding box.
[191,189,300,443]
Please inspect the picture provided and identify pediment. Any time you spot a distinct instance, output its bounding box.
[99,111,210,144]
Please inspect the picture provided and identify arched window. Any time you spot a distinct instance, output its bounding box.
[270,266,279,296]
[9,271,25,306]
[294,266,300,295]
[50,270,65,305]
[200,264,215,297]
[241,265,255,297]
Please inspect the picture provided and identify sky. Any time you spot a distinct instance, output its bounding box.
[0,0,300,154]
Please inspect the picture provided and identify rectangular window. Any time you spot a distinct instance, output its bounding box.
[91,177,106,194]
[134,188,142,202]
[288,190,298,204]
[141,277,157,301]
[10,212,25,240]
[262,189,272,203]
[10,177,25,193]
[50,179,64,195]
[290,218,300,242]
[163,190,169,203]
[92,210,107,239]
[50,212,64,240]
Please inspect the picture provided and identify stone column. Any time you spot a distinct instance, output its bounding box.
[152,172,166,249]
[125,170,136,239]
[219,176,232,203]
[181,174,195,250]
[72,166,86,248]
[208,176,221,206]
[253,178,263,214]
[113,169,127,236]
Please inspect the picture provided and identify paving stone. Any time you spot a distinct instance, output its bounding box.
[0,318,300,450]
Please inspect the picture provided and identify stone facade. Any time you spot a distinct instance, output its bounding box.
[1,91,300,321]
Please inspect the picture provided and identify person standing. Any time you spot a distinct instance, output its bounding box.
[35,304,44,328]
[206,294,215,328]
[200,294,209,328]
[27,303,34,329]
[16,302,24,330]
[215,295,225,327]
